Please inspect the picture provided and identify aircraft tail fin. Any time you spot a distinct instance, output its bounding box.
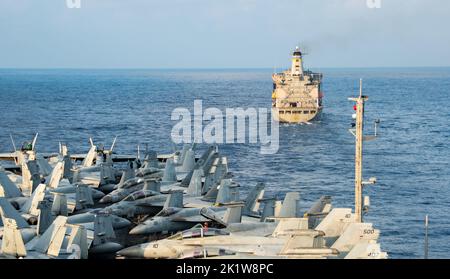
[345,242,388,259]
[48,161,64,189]
[181,149,195,173]
[177,144,189,165]
[195,146,214,173]
[215,176,240,205]
[315,208,355,241]
[36,155,52,177]
[93,213,115,246]
[162,158,176,183]
[331,223,380,252]
[33,216,68,257]
[100,164,116,185]
[37,200,53,235]
[51,193,68,217]
[259,197,276,221]
[279,230,326,254]
[72,169,80,183]
[202,156,227,193]
[202,183,219,201]
[62,154,73,180]
[75,185,94,210]
[0,169,23,198]
[272,218,309,237]
[28,160,41,193]
[143,150,159,169]
[307,195,332,213]
[180,169,194,187]
[21,184,46,217]
[202,156,219,194]
[223,205,242,224]
[20,160,40,195]
[202,149,218,174]
[243,182,265,215]
[82,144,97,168]
[0,197,30,229]
[66,224,88,259]
[60,143,69,157]
[186,168,203,197]
[117,169,134,188]
[1,217,27,257]
[278,192,300,218]
[163,191,183,209]
[143,179,160,192]
[305,195,333,229]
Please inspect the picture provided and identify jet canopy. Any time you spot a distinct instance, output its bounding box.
[155,207,181,217]
[168,224,229,240]
[123,190,158,201]
[122,178,144,189]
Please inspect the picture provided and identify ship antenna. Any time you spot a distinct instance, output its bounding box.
[348,79,377,222]
[359,78,363,98]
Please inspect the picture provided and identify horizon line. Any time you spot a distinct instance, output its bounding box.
[1,66,450,71]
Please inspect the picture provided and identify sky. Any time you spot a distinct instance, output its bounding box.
[0,0,449,68]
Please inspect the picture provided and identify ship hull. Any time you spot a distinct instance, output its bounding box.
[272,107,322,123]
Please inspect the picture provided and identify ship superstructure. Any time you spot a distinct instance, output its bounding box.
[272,47,323,123]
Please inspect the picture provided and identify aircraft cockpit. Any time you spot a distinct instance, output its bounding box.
[168,224,229,240]
[155,207,181,217]
[123,190,158,201]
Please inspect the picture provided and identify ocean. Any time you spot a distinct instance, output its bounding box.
[0,67,449,258]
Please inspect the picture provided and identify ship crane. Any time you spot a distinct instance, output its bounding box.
[348,79,380,222]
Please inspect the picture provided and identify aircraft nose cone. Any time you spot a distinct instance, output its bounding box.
[113,218,131,229]
[129,224,148,235]
[99,195,112,204]
[117,245,145,258]
[92,189,105,199]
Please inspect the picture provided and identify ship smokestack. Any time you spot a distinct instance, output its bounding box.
[291,46,304,76]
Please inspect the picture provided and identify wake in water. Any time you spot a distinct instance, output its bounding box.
[281,121,314,127]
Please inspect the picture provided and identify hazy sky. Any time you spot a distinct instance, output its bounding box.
[0,0,449,68]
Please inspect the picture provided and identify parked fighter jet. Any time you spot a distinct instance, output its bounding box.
[102,171,240,219]
[38,159,105,203]
[102,189,167,218]
[67,137,120,192]
[0,197,38,243]
[77,212,124,255]
[0,184,47,225]
[128,191,227,235]
[117,218,334,259]
[223,192,315,237]
[66,210,131,230]
[129,182,267,236]
[0,168,29,208]
[1,196,124,256]
[99,173,158,204]
[118,204,388,260]
[1,215,88,259]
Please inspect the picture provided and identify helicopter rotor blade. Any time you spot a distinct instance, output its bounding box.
[10,134,17,152]
[31,133,38,151]
[110,136,117,152]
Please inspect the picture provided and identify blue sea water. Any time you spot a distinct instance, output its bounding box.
[0,68,449,259]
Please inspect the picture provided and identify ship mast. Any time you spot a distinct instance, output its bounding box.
[348,79,370,223]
